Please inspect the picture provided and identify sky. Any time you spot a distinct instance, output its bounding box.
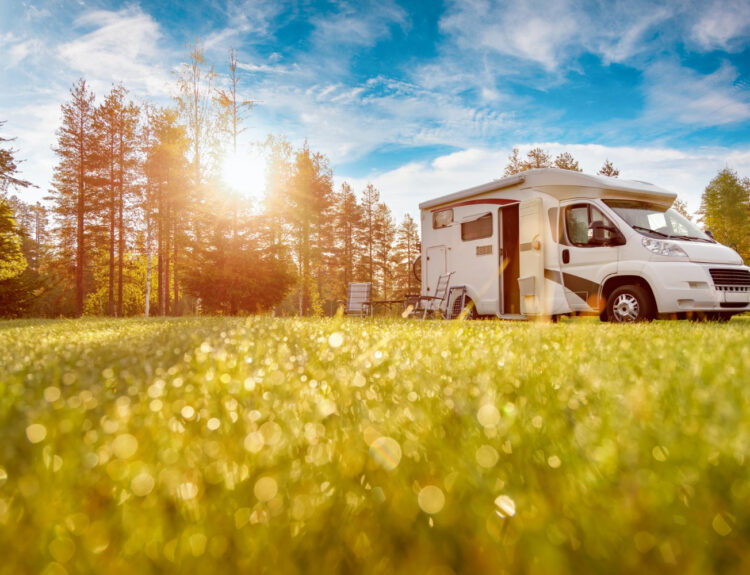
[1,0,750,221]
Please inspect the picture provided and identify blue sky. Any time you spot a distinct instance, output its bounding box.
[2,0,750,219]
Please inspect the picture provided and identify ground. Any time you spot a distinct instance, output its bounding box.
[0,316,749,574]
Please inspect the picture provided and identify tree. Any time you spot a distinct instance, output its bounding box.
[503,148,524,177]
[699,168,750,261]
[672,198,692,221]
[358,184,382,292]
[1,121,33,192]
[331,182,363,298]
[144,107,189,316]
[554,152,582,172]
[95,85,140,316]
[521,147,552,170]
[49,79,100,316]
[373,202,395,298]
[598,159,619,177]
[394,213,420,297]
[0,199,26,281]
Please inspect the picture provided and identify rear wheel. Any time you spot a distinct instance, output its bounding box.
[606,285,654,323]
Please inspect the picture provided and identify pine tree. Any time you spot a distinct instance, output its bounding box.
[1,121,33,192]
[95,85,140,316]
[522,147,552,170]
[49,79,100,316]
[359,183,380,290]
[554,152,582,172]
[503,148,523,176]
[394,213,420,297]
[373,202,395,298]
[331,182,363,298]
[598,159,619,177]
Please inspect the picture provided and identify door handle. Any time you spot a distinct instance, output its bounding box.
[562,249,570,264]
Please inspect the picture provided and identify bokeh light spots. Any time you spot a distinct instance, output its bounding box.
[475,445,499,468]
[494,494,516,518]
[418,486,445,514]
[548,455,562,468]
[369,436,402,471]
[26,423,47,444]
[44,387,61,402]
[131,472,155,496]
[260,421,282,446]
[477,405,500,428]
[328,332,344,348]
[244,431,264,453]
[111,434,138,459]
[206,417,220,431]
[254,477,278,502]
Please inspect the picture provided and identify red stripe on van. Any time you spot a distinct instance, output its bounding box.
[432,199,519,211]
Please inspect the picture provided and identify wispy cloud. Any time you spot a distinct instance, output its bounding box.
[645,60,750,127]
[58,6,172,96]
[691,0,750,51]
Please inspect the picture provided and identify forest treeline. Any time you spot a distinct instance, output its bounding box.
[0,47,422,318]
[2,47,749,318]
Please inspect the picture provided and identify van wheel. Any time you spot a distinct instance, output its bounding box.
[607,285,654,323]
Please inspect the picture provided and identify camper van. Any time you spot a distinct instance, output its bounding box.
[418,168,750,322]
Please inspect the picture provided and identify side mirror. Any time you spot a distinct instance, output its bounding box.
[705,230,715,240]
[589,220,623,246]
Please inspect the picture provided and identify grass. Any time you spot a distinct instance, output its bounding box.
[1,316,749,574]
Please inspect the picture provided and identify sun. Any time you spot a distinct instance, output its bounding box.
[221,149,267,202]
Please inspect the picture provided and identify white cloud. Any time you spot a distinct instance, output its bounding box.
[645,61,750,126]
[691,0,750,51]
[337,144,750,222]
[58,6,172,96]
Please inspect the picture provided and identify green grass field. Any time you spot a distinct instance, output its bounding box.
[1,317,749,574]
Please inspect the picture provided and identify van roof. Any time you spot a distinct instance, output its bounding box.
[419,168,677,210]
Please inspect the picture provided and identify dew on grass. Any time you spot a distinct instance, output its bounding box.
[254,477,278,502]
[26,423,47,444]
[112,434,138,459]
[477,405,500,428]
[494,495,516,518]
[476,445,499,468]
[418,486,445,515]
[369,436,402,471]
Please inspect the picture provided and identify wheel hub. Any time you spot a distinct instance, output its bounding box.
[613,293,639,322]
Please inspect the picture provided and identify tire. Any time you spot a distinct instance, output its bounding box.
[606,285,654,323]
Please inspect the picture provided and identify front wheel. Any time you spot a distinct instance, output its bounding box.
[606,285,654,323]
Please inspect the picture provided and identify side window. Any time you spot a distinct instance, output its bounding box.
[565,205,589,245]
[565,204,619,246]
[433,209,453,229]
[461,213,492,241]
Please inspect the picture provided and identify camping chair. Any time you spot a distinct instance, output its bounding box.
[412,272,454,319]
[340,282,372,317]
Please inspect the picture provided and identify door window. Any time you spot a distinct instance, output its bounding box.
[565,204,619,246]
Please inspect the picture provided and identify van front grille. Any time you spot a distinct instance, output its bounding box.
[709,268,750,291]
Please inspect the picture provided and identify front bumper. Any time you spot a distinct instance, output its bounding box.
[645,262,750,314]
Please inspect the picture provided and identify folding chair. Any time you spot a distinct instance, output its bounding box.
[412,272,454,319]
[340,282,372,317]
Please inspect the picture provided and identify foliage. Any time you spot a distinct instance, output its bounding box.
[0,121,33,192]
[699,168,750,261]
[672,198,692,221]
[1,317,749,574]
[0,198,27,281]
[504,147,582,175]
[598,159,619,177]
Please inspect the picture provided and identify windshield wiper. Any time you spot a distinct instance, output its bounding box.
[668,234,714,243]
[632,225,670,238]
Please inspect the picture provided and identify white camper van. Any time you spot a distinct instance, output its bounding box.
[418,168,750,322]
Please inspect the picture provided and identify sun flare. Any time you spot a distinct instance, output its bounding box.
[221,150,267,201]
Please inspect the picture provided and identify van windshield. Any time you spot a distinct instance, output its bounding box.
[602,200,713,242]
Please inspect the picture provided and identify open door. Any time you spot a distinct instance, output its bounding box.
[518,198,545,316]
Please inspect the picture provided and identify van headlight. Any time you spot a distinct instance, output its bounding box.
[642,237,688,257]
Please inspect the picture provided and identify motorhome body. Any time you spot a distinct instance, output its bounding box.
[418,168,750,321]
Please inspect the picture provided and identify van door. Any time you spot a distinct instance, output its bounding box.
[498,204,520,315]
[559,201,622,311]
[425,245,447,295]
[518,198,545,316]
